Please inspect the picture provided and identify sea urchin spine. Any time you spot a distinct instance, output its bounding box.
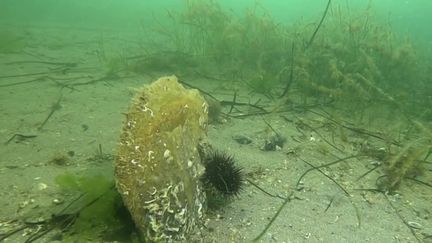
[202,151,244,197]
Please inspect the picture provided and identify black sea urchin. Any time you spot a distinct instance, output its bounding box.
[202,151,244,197]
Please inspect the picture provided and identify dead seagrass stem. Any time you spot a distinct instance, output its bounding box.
[115,76,208,241]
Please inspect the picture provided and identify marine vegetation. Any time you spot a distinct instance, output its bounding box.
[137,0,432,195]
[136,0,430,120]
[54,173,138,242]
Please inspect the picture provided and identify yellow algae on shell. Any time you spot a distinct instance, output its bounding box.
[115,76,208,241]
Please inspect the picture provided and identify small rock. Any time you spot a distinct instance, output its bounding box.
[53,198,64,205]
[261,133,286,151]
[37,182,48,190]
[232,135,252,145]
[408,221,422,229]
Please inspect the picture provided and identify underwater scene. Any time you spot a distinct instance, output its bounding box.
[1,0,432,242]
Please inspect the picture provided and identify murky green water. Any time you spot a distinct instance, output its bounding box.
[1,1,431,242]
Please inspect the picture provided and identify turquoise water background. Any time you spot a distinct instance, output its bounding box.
[1,0,431,44]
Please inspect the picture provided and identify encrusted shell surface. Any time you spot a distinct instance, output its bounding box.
[115,76,208,241]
